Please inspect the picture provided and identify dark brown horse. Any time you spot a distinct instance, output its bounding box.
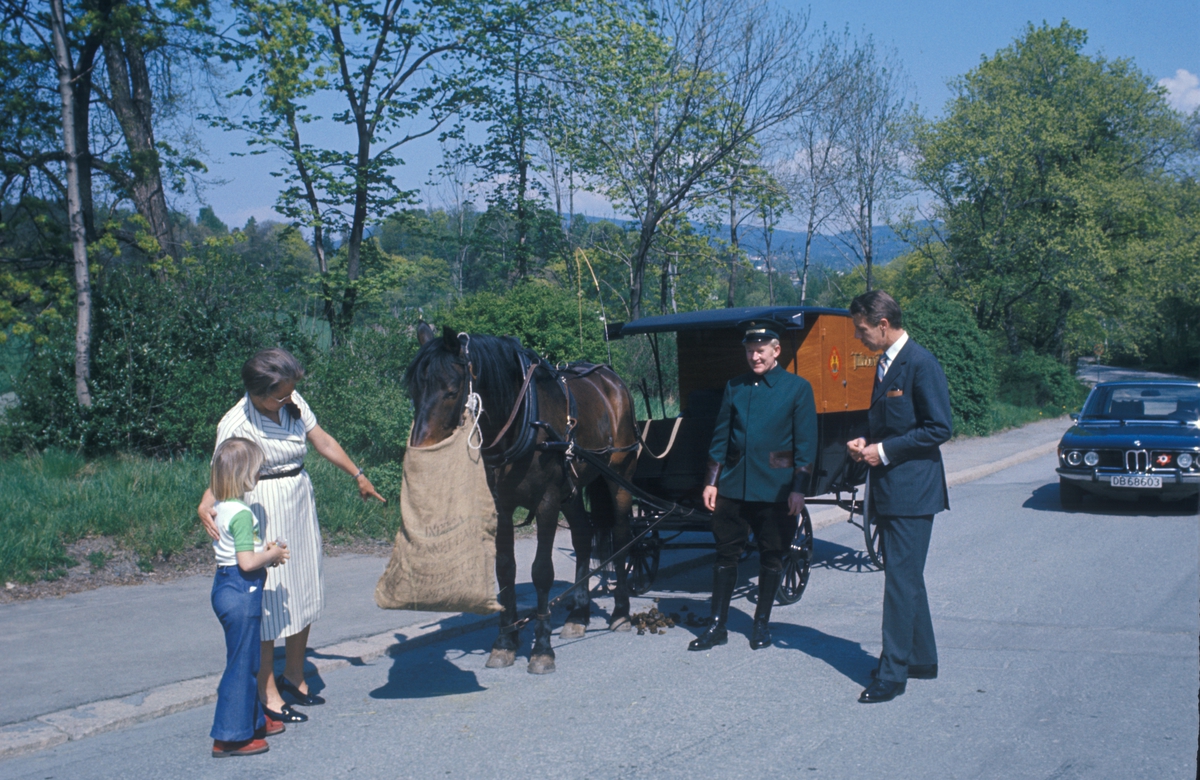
[407,324,638,673]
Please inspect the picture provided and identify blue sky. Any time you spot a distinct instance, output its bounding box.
[190,0,1200,230]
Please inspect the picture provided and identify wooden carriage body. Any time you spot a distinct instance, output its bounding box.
[616,306,880,503]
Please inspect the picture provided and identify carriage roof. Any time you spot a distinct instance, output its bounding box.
[614,306,851,337]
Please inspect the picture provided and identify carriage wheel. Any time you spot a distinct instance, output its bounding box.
[776,508,813,605]
[625,529,661,596]
[863,507,886,570]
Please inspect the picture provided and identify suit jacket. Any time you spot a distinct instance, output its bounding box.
[708,365,818,503]
[868,338,953,516]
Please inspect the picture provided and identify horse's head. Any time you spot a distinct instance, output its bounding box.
[406,323,470,447]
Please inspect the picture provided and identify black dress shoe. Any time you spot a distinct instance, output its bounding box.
[263,703,308,723]
[858,678,906,703]
[688,623,729,651]
[277,674,325,706]
[871,663,937,680]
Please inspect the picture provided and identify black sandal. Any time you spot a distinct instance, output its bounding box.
[277,674,326,706]
[263,703,308,723]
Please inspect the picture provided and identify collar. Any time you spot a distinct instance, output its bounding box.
[756,363,786,387]
[882,331,909,367]
[244,393,305,441]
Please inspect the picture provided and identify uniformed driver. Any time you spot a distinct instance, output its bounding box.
[690,321,818,651]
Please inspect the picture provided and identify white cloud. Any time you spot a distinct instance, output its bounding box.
[1158,69,1200,114]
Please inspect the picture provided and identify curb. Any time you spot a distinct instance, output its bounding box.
[0,433,1063,761]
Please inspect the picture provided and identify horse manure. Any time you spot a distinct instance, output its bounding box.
[630,606,674,636]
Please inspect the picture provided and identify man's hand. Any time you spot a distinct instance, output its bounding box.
[787,492,805,516]
[846,437,867,462]
[702,485,718,512]
[860,443,883,467]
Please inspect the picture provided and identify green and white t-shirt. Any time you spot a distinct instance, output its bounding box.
[212,499,265,567]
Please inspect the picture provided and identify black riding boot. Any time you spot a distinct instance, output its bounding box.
[750,567,782,650]
[688,565,737,651]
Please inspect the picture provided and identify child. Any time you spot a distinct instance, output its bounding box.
[209,437,290,758]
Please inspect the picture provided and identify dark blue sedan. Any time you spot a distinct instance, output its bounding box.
[1056,380,1200,511]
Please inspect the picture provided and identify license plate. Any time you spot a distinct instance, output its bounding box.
[1111,475,1163,488]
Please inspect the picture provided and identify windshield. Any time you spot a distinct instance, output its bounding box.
[1083,385,1200,422]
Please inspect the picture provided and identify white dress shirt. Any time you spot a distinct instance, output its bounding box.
[875,331,908,466]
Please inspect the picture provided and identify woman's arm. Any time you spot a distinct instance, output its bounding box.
[307,424,387,502]
[197,488,219,541]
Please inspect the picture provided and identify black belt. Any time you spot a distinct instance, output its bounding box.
[258,464,304,481]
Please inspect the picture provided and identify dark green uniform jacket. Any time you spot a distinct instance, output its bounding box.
[707,364,818,503]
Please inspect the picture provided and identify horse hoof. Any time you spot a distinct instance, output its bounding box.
[485,649,516,668]
[609,616,632,632]
[527,655,556,675]
[560,622,587,639]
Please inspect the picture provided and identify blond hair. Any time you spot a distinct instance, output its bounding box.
[211,437,264,501]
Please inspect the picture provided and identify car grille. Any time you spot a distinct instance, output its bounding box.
[1125,450,1150,472]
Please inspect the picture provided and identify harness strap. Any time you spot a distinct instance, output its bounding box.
[486,360,539,450]
[637,417,683,460]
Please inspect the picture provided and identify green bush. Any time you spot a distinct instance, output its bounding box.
[904,295,997,436]
[5,268,310,455]
[301,323,418,480]
[440,281,608,364]
[997,352,1088,411]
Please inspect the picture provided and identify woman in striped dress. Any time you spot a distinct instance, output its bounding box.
[198,349,384,722]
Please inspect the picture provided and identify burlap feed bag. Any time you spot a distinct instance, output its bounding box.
[375,411,501,614]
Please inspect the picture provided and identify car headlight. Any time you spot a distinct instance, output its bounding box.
[1179,453,1195,469]
[1066,450,1083,466]
[1083,451,1100,467]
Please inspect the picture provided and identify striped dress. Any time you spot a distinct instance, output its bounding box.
[215,391,323,641]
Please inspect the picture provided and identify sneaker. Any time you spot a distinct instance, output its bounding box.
[212,738,269,757]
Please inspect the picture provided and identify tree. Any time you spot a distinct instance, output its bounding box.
[907,22,1191,358]
[49,0,92,406]
[458,0,570,281]
[222,0,486,342]
[559,0,842,319]
[830,39,909,292]
[777,63,850,304]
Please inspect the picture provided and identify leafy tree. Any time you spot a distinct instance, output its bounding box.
[558,0,843,319]
[220,0,489,341]
[907,22,1192,359]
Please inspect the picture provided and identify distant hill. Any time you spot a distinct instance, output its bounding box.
[577,216,912,271]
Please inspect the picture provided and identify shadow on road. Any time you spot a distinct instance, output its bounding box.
[811,538,881,573]
[772,624,876,685]
[369,639,487,699]
[1024,482,1200,516]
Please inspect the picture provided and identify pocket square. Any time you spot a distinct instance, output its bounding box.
[886,389,903,398]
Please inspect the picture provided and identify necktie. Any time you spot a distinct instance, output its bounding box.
[875,354,888,387]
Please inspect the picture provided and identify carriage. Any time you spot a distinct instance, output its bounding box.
[607,305,886,604]
[398,307,886,673]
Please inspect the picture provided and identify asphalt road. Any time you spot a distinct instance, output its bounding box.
[1,452,1196,780]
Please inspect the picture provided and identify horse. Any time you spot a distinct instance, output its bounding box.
[406,324,639,673]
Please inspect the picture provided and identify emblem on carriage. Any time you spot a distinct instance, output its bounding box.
[829,347,840,376]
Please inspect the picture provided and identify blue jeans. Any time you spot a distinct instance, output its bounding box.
[210,565,267,741]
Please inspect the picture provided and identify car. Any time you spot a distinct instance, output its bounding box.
[1056,379,1200,511]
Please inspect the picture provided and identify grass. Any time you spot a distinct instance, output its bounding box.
[984,401,1071,433]
[0,447,401,584]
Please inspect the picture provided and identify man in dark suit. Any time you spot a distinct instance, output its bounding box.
[846,291,953,703]
[690,321,818,652]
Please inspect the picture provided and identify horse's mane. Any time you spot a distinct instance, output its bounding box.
[405,333,539,435]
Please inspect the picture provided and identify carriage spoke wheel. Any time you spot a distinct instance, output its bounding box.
[624,527,661,596]
[776,508,813,605]
[863,507,886,570]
